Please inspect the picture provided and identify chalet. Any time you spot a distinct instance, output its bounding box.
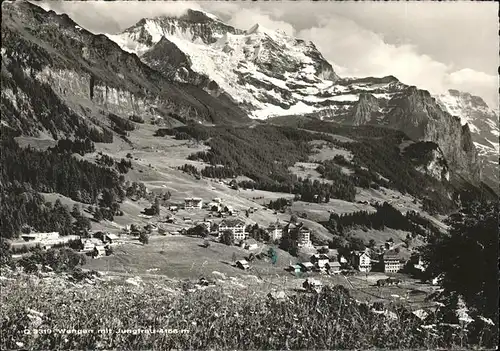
[223,205,235,215]
[327,261,341,273]
[310,253,330,268]
[93,232,119,244]
[184,197,203,210]
[21,232,59,242]
[165,216,176,224]
[384,238,395,250]
[82,238,103,253]
[299,262,315,272]
[92,245,106,258]
[382,251,405,273]
[168,205,179,212]
[183,216,193,224]
[288,264,302,274]
[351,250,372,272]
[218,219,246,241]
[105,233,119,244]
[236,260,250,270]
[409,254,426,272]
[268,221,284,241]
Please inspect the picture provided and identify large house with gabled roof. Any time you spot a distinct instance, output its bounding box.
[218,218,246,241]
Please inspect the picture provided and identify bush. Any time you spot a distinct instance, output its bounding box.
[0,274,496,349]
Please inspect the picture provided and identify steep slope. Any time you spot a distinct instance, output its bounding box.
[0,1,249,141]
[309,78,482,183]
[106,11,498,186]
[107,10,340,119]
[437,90,499,188]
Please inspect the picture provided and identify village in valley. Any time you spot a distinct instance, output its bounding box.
[10,184,439,311]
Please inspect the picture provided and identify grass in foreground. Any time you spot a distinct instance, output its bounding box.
[1,271,496,350]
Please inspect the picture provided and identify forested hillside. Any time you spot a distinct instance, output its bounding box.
[0,127,125,239]
[156,122,495,214]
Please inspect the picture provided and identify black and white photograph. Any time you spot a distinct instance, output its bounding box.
[0,0,498,349]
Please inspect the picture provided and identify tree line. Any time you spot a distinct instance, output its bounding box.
[326,202,441,238]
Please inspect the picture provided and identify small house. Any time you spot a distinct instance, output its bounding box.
[288,264,302,274]
[165,216,176,223]
[311,253,330,268]
[184,197,203,210]
[327,261,341,273]
[208,202,222,212]
[93,232,119,244]
[82,238,103,253]
[92,245,106,258]
[384,238,395,250]
[339,254,348,264]
[299,262,315,272]
[236,260,250,270]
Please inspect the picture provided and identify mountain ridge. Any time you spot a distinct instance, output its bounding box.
[2,2,497,189]
[105,9,496,187]
[1,1,249,142]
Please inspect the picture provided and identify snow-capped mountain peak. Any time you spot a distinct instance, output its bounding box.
[104,10,496,186]
[106,11,340,118]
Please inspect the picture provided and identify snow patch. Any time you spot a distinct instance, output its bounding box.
[328,94,359,102]
[252,101,316,119]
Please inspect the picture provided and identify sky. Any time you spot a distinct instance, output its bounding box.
[37,0,498,109]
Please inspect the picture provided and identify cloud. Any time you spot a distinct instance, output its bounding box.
[37,1,202,34]
[446,69,498,109]
[36,1,498,108]
[224,8,295,36]
[297,16,498,108]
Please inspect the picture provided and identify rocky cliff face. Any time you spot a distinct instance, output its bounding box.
[142,36,226,98]
[402,141,450,182]
[0,1,248,141]
[2,2,494,188]
[437,89,499,189]
[312,79,483,183]
[349,93,383,126]
[384,87,481,182]
[107,11,492,185]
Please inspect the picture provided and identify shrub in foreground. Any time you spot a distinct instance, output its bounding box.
[1,275,496,350]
